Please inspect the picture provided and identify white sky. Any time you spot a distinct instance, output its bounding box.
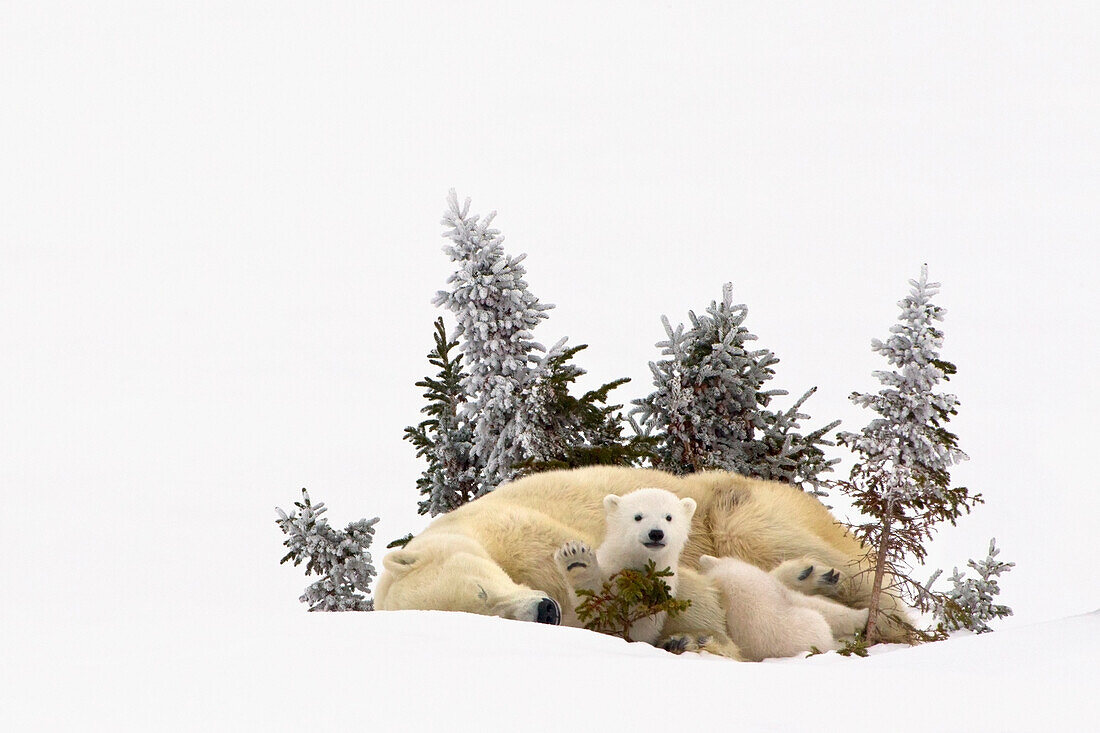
[2,0,1098,679]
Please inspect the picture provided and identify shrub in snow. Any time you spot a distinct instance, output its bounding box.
[836,265,982,643]
[404,317,479,516]
[926,538,1014,635]
[574,560,692,643]
[276,489,379,611]
[632,283,838,495]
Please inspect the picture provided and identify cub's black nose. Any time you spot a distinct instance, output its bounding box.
[536,597,561,625]
[648,529,664,542]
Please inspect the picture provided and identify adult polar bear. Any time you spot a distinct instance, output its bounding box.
[376,466,909,658]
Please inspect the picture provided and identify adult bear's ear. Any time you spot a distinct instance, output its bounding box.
[681,497,697,521]
[698,554,717,572]
[603,494,621,514]
[383,549,419,576]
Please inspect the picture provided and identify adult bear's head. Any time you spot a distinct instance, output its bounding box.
[375,533,560,625]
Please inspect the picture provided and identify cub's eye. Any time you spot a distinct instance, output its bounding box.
[634,514,643,522]
[665,514,673,522]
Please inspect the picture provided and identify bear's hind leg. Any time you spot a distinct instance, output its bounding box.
[794,593,870,640]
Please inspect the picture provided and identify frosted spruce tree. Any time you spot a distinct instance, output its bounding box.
[433,190,554,494]
[632,283,838,495]
[276,489,379,611]
[517,340,654,473]
[836,266,981,643]
[404,318,479,516]
[432,191,644,496]
[925,538,1014,635]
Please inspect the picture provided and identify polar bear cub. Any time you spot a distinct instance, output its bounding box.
[699,555,869,661]
[554,488,696,644]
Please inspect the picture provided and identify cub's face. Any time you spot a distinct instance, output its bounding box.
[375,536,560,625]
[604,487,697,559]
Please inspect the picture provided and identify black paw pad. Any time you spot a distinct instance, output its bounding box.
[566,561,588,571]
[821,569,840,585]
[797,565,814,581]
[661,637,689,654]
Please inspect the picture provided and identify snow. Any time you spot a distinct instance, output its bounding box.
[5,607,1097,731]
[3,3,1099,732]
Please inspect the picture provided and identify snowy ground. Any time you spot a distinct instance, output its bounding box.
[4,4,1099,732]
[5,607,1096,731]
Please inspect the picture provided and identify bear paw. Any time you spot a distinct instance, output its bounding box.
[659,634,709,654]
[554,540,601,582]
[773,558,845,597]
[659,633,743,660]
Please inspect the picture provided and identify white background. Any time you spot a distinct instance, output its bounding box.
[2,3,1098,729]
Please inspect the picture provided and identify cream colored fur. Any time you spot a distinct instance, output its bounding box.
[699,554,870,661]
[375,466,912,656]
[553,488,696,644]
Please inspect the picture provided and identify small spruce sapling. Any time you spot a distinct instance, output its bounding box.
[404,317,479,516]
[924,538,1014,635]
[276,489,380,611]
[836,266,982,643]
[574,560,691,643]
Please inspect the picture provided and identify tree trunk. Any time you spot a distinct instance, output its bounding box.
[864,512,894,644]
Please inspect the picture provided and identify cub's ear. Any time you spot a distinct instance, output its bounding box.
[382,549,419,576]
[680,497,697,521]
[603,494,621,514]
[698,554,717,572]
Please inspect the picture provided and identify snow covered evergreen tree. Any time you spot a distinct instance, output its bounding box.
[432,190,643,495]
[517,340,655,473]
[755,386,840,497]
[926,538,1014,635]
[836,265,981,643]
[275,489,379,611]
[433,190,553,494]
[404,317,479,516]
[631,283,838,495]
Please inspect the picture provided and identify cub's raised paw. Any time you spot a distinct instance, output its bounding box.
[555,541,596,574]
[772,558,846,597]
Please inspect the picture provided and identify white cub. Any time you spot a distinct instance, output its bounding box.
[554,488,696,644]
[699,555,869,661]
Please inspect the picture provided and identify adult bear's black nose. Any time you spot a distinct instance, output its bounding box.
[536,597,560,625]
[648,528,664,542]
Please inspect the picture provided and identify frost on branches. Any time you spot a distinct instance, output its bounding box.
[433,190,554,494]
[925,538,1014,635]
[631,283,838,495]
[276,489,379,611]
[430,191,642,498]
[404,318,479,516]
[836,265,982,643]
[517,340,650,474]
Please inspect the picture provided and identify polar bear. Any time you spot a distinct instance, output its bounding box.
[553,488,696,643]
[375,466,912,657]
[698,554,869,661]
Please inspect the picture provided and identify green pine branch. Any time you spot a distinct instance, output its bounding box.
[574,561,691,642]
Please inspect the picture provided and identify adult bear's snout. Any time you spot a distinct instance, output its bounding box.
[536,597,561,625]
